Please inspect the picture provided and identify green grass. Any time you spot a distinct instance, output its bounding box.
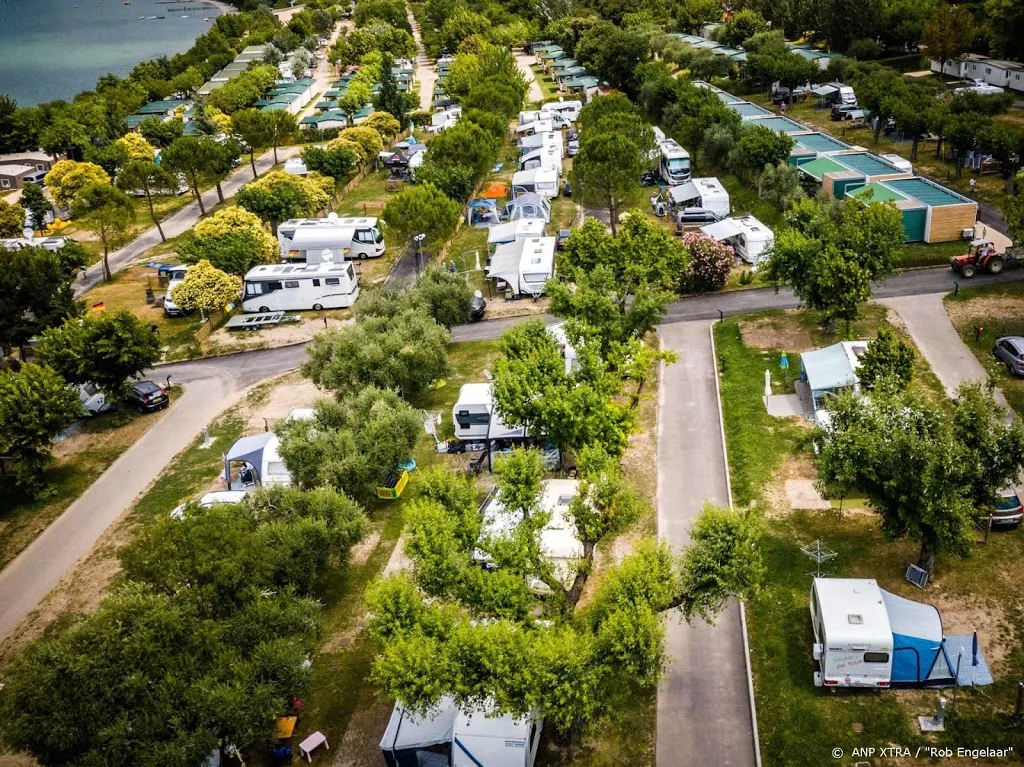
[529,64,561,102]
[897,240,965,269]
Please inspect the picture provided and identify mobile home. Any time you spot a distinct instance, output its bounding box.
[810,578,955,689]
[277,215,385,262]
[512,168,559,199]
[242,262,359,312]
[485,236,556,297]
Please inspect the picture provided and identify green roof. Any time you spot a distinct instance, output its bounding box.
[832,152,904,177]
[136,99,192,114]
[794,132,851,154]
[798,157,858,180]
[742,115,806,133]
[849,182,909,204]
[728,102,773,117]
[885,178,972,207]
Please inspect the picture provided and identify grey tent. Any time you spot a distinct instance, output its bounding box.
[223,431,276,486]
[379,699,457,767]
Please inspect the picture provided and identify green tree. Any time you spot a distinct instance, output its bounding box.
[236,171,331,235]
[420,120,499,183]
[0,363,81,495]
[374,54,409,125]
[178,207,277,275]
[35,310,161,398]
[672,0,723,32]
[170,259,241,317]
[0,246,80,356]
[19,182,51,231]
[115,159,178,242]
[757,161,806,211]
[139,115,185,148]
[303,310,452,397]
[728,124,795,181]
[413,267,474,328]
[0,200,24,238]
[415,162,476,202]
[922,4,974,76]
[277,388,422,503]
[44,159,110,209]
[230,108,274,179]
[572,132,645,237]
[382,183,461,248]
[718,8,770,46]
[986,0,1024,60]
[265,109,298,165]
[301,145,357,183]
[70,183,135,281]
[856,326,915,390]
[440,7,492,52]
[161,136,222,216]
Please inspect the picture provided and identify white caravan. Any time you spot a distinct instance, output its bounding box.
[662,177,730,218]
[519,131,563,157]
[511,168,559,199]
[540,99,582,122]
[659,139,691,185]
[277,214,385,262]
[428,107,461,133]
[700,215,774,267]
[518,146,563,175]
[486,236,556,297]
[474,478,585,594]
[515,118,553,136]
[283,157,308,176]
[379,698,541,767]
[810,578,893,689]
[487,218,546,251]
[242,262,359,312]
[452,382,495,440]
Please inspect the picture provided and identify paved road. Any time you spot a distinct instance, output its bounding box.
[656,322,757,767]
[515,52,544,104]
[0,345,305,640]
[407,9,436,113]
[75,144,300,297]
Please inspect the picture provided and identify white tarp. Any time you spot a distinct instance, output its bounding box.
[701,218,743,240]
[485,244,522,289]
[379,699,457,753]
[668,180,700,204]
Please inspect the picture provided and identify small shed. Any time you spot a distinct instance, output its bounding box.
[799,341,868,412]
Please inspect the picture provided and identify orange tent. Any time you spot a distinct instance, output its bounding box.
[479,182,509,199]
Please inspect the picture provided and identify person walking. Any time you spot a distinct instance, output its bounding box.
[969,177,976,196]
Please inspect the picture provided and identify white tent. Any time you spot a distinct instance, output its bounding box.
[223,432,292,488]
[379,698,457,767]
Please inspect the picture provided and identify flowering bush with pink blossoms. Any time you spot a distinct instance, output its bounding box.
[681,231,734,294]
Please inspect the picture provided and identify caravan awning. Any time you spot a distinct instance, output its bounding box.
[667,180,700,205]
[701,218,743,241]
[379,699,457,752]
[881,589,954,685]
[486,244,521,288]
[801,343,857,392]
[812,85,838,96]
[225,431,275,466]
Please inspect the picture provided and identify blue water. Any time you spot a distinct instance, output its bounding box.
[0,0,226,106]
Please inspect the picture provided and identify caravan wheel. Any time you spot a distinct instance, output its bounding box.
[313,303,324,311]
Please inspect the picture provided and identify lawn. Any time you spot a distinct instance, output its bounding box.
[945,280,1024,415]
[714,311,1024,767]
[530,64,562,103]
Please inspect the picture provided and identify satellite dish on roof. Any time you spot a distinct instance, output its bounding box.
[321,248,333,262]
[327,212,339,222]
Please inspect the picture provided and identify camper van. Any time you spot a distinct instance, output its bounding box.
[379,699,542,767]
[512,168,559,199]
[277,215,385,262]
[242,262,359,312]
[658,139,691,185]
[541,99,582,122]
[518,146,563,175]
[486,236,556,297]
[810,578,956,689]
[487,218,546,252]
[162,265,190,317]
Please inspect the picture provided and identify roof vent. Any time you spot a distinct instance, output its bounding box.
[848,614,864,625]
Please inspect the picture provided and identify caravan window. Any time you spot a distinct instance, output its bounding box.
[284,280,300,289]
[325,277,340,286]
[864,652,889,664]
[456,409,490,427]
[523,273,548,283]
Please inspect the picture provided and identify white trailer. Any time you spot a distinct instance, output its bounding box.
[658,139,691,185]
[277,214,385,262]
[485,236,556,297]
[700,215,774,267]
[242,262,359,312]
[452,383,494,440]
[487,218,546,251]
[519,131,563,158]
[511,168,559,199]
[810,578,893,689]
[515,118,553,136]
[663,177,730,218]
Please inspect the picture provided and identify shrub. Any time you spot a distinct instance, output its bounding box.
[681,232,733,294]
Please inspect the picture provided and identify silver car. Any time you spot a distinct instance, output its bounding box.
[993,336,1024,376]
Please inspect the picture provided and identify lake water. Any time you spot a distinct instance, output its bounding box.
[0,0,226,106]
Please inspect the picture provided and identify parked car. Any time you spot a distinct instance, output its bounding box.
[831,104,860,121]
[470,290,486,322]
[640,170,659,186]
[128,380,169,413]
[567,136,579,156]
[170,490,249,520]
[675,207,723,233]
[556,228,571,250]
[991,490,1024,526]
[993,336,1024,376]
[562,179,572,197]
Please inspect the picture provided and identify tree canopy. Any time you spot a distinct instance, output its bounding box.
[170,259,242,315]
[178,206,278,274]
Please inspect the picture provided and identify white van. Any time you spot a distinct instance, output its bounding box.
[242,262,359,312]
[277,215,385,262]
[512,168,559,199]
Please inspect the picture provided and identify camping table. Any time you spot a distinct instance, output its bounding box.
[298,731,329,762]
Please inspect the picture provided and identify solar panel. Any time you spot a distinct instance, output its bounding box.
[905,563,929,588]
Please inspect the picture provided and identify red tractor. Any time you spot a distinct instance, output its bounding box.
[950,239,1020,278]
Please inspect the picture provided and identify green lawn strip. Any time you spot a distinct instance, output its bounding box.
[945,281,1024,415]
[717,312,1024,765]
[529,65,560,102]
[0,394,181,569]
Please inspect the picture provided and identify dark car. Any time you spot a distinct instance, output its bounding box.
[566,130,579,142]
[993,336,1024,376]
[562,179,572,197]
[470,291,486,322]
[556,228,572,250]
[991,490,1024,527]
[675,207,722,233]
[128,380,169,413]
[831,104,860,121]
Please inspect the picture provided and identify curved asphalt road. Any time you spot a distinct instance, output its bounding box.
[1,266,1019,640]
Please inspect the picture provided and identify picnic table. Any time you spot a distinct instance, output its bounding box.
[298,731,329,762]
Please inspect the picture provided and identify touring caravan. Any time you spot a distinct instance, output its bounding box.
[658,139,691,185]
[452,383,495,440]
[518,146,563,175]
[519,131,563,157]
[540,99,582,122]
[516,118,553,137]
[277,215,385,262]
[487,218,546,252]
[379,699,541,767]
[485,236,556,297]
[700,215,774,267]
[512,168,559,199]
[242,262,359,312]
[810,578,956,689]
[162,265,190,317]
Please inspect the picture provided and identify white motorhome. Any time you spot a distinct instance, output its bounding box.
[487,218,546,251]
[485,236,556,297]
[475,478,585,594]
[242,262,359,312]
[162,265,190,317]
[452,383,495,440]
[701,215,774,267]
[658,139,691,185]
[512,168,559,199]
[518,146,563,175]
[540,99,582,122]
[0,236,69,252]
[379,698,541,767]
[277,214,385,262]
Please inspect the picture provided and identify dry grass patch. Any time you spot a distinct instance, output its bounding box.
[740,310,820,352]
